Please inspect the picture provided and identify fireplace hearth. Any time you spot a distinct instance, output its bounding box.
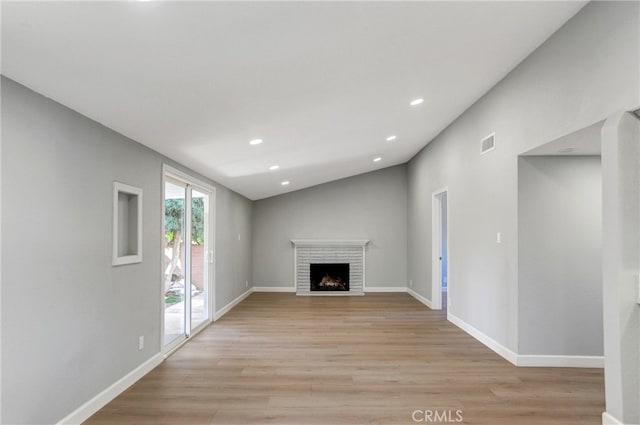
[310,263,350,292]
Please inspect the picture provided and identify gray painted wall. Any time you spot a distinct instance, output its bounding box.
[215,187,254,305]
[253,165,407,288]
[0,77,253,424]
[518,156,602,356]
[407,1,639,352]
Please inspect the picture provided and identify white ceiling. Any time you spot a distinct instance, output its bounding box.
[1,1,586,200]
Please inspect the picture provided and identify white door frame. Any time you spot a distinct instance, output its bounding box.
[431,188,449,310]
[162,164,216,356]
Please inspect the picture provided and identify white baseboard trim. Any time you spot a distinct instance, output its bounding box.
[602,412,625,425]
[57,353,163,425]
[407,288,433,309]
[365,286,408,293]
[214,288,253,321]
[447,312,518,366]
[517,354,604,368]
[252,286,296,293]
[446,313,603,368]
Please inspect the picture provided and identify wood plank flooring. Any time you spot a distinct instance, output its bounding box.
[86,293,604,425]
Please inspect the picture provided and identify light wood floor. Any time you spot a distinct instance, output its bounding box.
[86,293,604,425]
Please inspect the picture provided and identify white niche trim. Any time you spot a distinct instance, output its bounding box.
[113,182,143,266]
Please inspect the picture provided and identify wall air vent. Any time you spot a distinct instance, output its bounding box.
[481,132,496,155]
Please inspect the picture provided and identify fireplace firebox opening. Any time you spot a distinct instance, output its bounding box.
[310,263,350,291]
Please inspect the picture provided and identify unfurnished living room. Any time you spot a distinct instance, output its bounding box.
[1,1,639,425]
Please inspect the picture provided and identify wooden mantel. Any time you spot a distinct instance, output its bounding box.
[290,239,370,247]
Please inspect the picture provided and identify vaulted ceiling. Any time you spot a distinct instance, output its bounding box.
[1,1,585,200]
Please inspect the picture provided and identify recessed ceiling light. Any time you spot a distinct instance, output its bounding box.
[373,157,382,162]
[410,98,424,106]
[281,181,290,186]
[386,135,397,142]
[269,165,280,171]
[249,138,263,145]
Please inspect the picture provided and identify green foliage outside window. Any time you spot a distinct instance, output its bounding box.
[164,198,204,245]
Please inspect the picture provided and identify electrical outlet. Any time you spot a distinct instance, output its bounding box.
[138,336,144,351]
[496,232,502,244]
[245,280,249,288]
[238,234,241,241]
[409,279,413,287]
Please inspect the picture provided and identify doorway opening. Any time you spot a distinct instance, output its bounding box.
[517,121,604,358]
[432,189,449,311]
[162,165,215,354]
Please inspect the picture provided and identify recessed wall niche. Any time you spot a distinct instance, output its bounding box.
[112,182,143,266]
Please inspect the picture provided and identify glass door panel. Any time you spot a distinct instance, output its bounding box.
[163,170,214,353]
[164,179,187,346]
[190,189,209,330]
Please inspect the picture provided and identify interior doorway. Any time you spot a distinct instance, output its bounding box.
[517,121,604,359]
[432,189,449,311]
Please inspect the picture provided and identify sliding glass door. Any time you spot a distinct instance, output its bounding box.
[163,170,213,351]
[164,179,187,346]
[190,189,210,330]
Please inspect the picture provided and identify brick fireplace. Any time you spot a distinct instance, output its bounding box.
[290,240,369,295]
